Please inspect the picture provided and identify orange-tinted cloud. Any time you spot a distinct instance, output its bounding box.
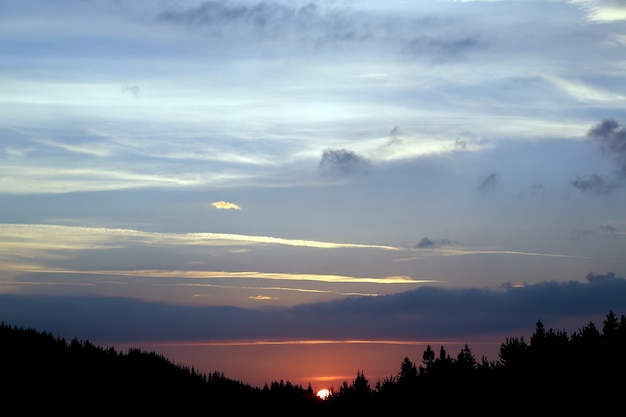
[211,201,242,210]
[248,295,279,301]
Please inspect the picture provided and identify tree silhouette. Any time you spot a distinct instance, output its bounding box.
[530,319,546,346]
[603,310,619,344]
[397,357,418,388]
[420,344,435,374]
[3,311,626,414]
[499,336,528,369]
[455,344,477,373]
[352,370,372,398]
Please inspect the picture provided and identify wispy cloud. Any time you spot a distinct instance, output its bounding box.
[570,0,626,22]
[397,247,584,261]
[0,162,222,194]
[195,284,382,298]
[404,35,483,63]
[0,224,402,251]
[0,223,583,286]
[0,224,583,262]
[18,267,429,285]
[478,172,500,191]
[540,74,626,103]
[131,339,438,348]
[433,249,585,258]
[38,138,112,157]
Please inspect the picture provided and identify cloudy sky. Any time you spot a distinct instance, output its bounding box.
[1,0,626,389]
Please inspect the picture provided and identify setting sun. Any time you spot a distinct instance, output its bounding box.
[316,388,330,400]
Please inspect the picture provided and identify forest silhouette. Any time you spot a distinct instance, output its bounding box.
[2,310,625,415]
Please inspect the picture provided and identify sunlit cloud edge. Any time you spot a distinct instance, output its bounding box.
[10,267,432,285]
[0,224,401,251]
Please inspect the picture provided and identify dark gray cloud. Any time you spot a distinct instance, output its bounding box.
[572,119,626,193]
[388,126,401,145]
[588,119,626,153]
[318,148,371,176]
[153,1,486,60]
[154,1,364,45]
[569,229,594,241]
[454,139,468,151]
[570,173,615,194]
[531,183,546,196]
[157,1,305,28]
[479,172,500,191]
[586,271,619,283]
[2,273,625,345]
[416,236,453,249]
[121,84,140,97]
[404,35,483,62]
[600,225,619,235]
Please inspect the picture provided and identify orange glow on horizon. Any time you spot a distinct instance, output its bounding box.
[114,337,505,392]
[117,338,456,348]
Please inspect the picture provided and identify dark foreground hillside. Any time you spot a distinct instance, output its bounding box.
[0,322,321,414]
[2,311,625,415]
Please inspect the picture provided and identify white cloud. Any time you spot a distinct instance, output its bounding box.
[0,224,403,252]
[540,74,626,103]
[570,0,626,22]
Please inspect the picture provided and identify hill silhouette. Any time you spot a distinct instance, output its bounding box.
[2,311,625,415]
[0,322,320,414]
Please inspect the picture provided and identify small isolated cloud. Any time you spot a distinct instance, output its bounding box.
[388,126,402,145]
[479,172,500,191]
[573,119,626,194]
[454,139,468,151]
[121,85,140,97]
[211,201,242,210]
[249,295,279,301]
[531,183,546,196]
[570,174,615,194]
[405,35,483,63]
[416,237,453,249]
[569,229,594,241]
[318,149,371,176]
[587,119,626,156]
[600,225,619,236]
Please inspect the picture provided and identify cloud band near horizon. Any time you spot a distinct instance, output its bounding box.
[1,272,624,345]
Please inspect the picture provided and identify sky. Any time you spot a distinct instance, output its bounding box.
[1,0,626,390]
